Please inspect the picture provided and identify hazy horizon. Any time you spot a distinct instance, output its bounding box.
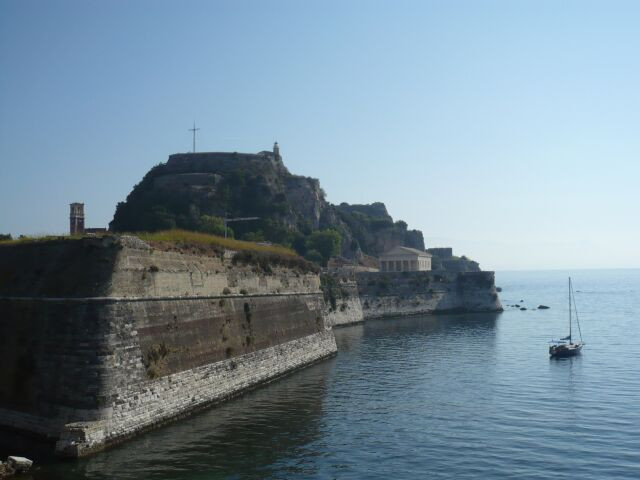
[1,0,639,271]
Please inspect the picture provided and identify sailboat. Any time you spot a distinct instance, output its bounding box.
[549,277,584,357]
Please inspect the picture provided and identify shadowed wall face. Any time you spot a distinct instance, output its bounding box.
[0,237,120,298]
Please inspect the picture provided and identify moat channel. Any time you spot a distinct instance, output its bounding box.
[2,269,639,479]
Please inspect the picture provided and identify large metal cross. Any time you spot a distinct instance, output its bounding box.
[188,122,200,153]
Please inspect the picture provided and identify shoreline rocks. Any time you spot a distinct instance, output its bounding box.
[0,456,33,478]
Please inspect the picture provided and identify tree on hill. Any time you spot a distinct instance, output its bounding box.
[200,215,232,237]
[305,229,341,266]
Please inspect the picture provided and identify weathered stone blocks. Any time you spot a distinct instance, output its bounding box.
[356,271,502,319]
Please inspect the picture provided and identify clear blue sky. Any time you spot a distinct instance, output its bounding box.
[1,0,639,270]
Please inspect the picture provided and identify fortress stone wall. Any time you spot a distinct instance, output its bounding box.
[166,152,286,176]
[322,279,364,328]
[356,271,502,319]
[0,236,336,457]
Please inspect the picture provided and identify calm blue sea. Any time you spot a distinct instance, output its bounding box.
[3,269,639,479]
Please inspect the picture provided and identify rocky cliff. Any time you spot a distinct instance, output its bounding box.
[109,150,424,261]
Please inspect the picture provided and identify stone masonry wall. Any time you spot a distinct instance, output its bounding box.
[356,271,502,319]
[55,330,336,457]
[0,237,337,456]
[322,280,364,328]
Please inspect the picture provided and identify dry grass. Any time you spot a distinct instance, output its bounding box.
[0,229,296,256]
[137,230,318,273]
[0,229,318,272]
[0,233,85,246]
[135,229,297,256]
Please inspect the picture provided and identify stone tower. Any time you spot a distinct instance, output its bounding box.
[273,141,280,160]
[70,203,85,235]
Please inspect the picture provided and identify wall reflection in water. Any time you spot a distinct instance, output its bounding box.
[6,356,335,480]
[4,312,500,480]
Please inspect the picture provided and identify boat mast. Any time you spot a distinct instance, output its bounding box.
[568,277,572,343]
[571,277,584,344]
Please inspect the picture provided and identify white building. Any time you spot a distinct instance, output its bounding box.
[379,246,432,272]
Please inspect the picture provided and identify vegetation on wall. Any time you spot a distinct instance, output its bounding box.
[231,249,319,274]
[320,273,351,312]
[137,230,319,273]
[0,234,87,246]
[136,230,296,257]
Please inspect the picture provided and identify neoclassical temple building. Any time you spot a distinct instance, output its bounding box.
[378,246,432,272]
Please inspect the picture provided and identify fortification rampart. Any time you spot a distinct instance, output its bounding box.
[356,271,502,319]
[321,276,364,328]
[166,152,287,177]
[0,237,336,457]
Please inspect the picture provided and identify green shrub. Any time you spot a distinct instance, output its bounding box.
[320,274,351,311]
[200,215,232,237]
[305,229,341,266]
[304,249,323,264]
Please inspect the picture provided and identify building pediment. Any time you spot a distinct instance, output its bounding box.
[380,245,430,258]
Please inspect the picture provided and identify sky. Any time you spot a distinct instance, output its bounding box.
[1,0,639,270]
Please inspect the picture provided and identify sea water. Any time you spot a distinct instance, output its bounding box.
[3,269,639,479]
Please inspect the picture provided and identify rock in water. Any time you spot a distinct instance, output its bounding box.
[520,307,527,311]
[538,305,550,309]
[0,456,34,477]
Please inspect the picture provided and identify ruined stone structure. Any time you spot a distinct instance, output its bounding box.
[69,203,106,235]
[69,203,84,235]
[0,236,337,457]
